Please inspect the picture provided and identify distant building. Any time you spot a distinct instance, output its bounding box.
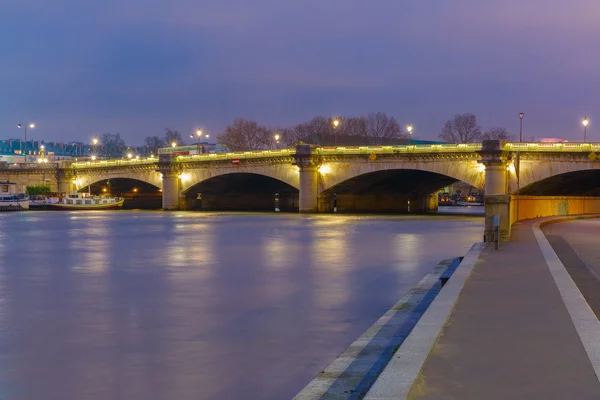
[158,143,229,155]
[528,138,569,143]
[0,139,91,163]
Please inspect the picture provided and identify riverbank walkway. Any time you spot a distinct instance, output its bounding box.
[366,217,600,399]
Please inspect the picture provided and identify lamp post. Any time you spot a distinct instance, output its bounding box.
[191,129,204,153]
[171,142,177,148]
[583,117,589,142]
[274,133,280,149]
[91,137,99,160]
[332,118,340,146]
[17,123,35,162]
[519,113,524,142]
[407,123,413,145]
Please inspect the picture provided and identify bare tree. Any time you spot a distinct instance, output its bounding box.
[100,133,126,158]
[164,129,184,147]
[291,116,334,145]
[439,113,482,143]
[362,112,403,145]
[217,118,272,151]
[338,117,367,138]
[143,136,166,155]
[482,127,514,141]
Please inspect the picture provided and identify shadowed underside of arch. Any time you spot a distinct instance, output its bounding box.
[519,170,600,196]
[182,172,299,211]
[322,169,459,196]
[318,169,462,213]
[78,178,163,209]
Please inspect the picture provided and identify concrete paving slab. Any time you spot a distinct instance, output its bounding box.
[364,243,484,400]
[407,221,600,400]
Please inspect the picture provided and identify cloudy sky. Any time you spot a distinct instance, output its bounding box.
[2,0,599,144]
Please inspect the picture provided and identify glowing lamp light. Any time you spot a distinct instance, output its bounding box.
[319,164,331,174]
[179,173,191,182]
[583,117,589,127]
[407,124,413,134]
[91,155,96,161]
[102,188,107,192]
[133,188,138,192]
[127,153,133,159]
[477,163,486,173]
[171,142,177,148]
[92,138,98,145]
[332,119,340,128]
[508,163,516,173]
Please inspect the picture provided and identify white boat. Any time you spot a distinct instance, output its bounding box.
[0,181,29,210]
[46,192,125,210]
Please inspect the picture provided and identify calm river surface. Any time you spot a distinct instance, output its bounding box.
[0,210,483,400]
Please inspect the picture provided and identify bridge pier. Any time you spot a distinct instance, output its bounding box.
[158,154,182,210]
[411,193,439,214]
[480,140,512,241]
[293,144,321,213]
[161,172,180,210]
[56,169,74,194]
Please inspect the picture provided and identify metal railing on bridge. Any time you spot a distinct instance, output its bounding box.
[504,142,600,152]
[71,158,157,169]
[62,142,600,169]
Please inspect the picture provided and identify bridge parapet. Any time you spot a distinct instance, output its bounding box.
[72,158,156,169]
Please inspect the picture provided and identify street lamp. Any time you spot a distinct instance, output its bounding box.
[17,123,35,162]
[519,113,524,142]
[583,116,589,142]
[91,155,96,161]
[274,133,280,149]
[332,118,340,146]
[91,137,99,159]
[407,123,413,145]
[127,153,133,159]
[191,129,207,153]
[171,142,177,148]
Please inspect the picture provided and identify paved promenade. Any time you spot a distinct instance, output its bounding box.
[366,218,600,400]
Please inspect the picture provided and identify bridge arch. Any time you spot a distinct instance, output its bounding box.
[180,169,299,212]
[318,158,484,193]
[317,165,481,214]
[180,163,299,194]
[518,169,600,196]
[73,169,163,192]
[509,157,600,194]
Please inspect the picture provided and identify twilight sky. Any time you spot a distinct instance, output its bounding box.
[2,0,600,144]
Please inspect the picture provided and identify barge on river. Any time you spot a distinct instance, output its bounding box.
[31,192,124,210]
[0,181,29,211]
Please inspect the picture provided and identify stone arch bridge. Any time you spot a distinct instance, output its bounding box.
[2,140,600,239]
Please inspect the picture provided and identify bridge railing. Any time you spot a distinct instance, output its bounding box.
[504,142,600,152]
[176,148,296,162]
[71,158,157,169]
[66,142,600,169]
[0,162,60,170]
[318,143,483,155]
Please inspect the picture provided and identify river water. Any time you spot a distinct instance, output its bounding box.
[0,209,483,400]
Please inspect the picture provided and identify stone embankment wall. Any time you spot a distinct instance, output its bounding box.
[510,196,600,226]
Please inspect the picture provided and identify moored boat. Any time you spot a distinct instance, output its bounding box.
[40,192,124,210]
[0,181,29,211]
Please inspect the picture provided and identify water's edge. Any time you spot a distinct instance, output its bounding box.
[294,257,463,400]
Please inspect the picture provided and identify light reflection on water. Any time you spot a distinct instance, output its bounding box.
[0,211,483,400]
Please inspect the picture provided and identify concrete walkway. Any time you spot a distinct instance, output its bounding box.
[368,219,600,400]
